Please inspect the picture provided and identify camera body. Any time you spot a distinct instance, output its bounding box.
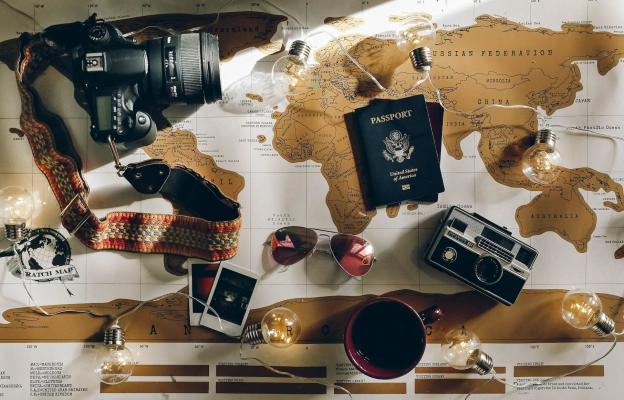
[66,15,222,150]
[71,19,154,149]
[424,206,538,306]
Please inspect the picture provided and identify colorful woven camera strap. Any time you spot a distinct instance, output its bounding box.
[14,33,241,273]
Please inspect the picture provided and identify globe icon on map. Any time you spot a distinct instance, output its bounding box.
[9,228,71,281]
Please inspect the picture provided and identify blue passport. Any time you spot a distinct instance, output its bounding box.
[354,95,445,208]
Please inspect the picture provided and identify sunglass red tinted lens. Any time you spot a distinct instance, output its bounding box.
[330,235,374,277]
[271,227,318,265]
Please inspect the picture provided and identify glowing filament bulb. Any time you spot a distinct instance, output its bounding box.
[272,41,312,95]
[0,186,36,242]
[245,307,302,349]
[521,129,563,185]
[0,186,35,225]
[283,59,308,92]
[94,325,135,385]
[261,307,302,348]
[441,327,493,375]
[561,289,614,336]
[395,16,436,54]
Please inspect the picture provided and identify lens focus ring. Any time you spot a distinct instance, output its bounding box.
[179,33,204,104]
[474,256,503,285]
[200,32,222,104]
[145,31,222,105]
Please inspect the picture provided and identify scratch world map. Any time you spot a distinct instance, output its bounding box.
[271,15,624,253]
[2,1,624,397]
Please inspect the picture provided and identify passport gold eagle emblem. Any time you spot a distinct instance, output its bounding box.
[383,130,414,163]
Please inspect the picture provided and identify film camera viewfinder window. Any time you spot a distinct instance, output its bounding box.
[450,218,468,233]
[481,227,514,251]
[515,247,536,267]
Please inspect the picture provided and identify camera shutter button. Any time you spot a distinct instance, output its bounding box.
[138,116,147,125]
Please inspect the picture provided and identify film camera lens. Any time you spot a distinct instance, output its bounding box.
[145,32,222,105]
[474,256,503,285]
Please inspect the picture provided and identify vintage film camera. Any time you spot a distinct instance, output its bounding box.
[44,14,222,150]
[424,206,538,306]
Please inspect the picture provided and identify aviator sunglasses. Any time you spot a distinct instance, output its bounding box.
[269,226,377,278]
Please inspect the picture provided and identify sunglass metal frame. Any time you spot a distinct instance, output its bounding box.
[269,226,378,280]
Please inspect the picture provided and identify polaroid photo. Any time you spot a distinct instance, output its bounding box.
[187,260,220,326]
[200,262,259,336]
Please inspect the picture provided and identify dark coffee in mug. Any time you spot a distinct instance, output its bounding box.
[352,301,424,370]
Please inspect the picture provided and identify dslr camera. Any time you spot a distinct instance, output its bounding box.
[45,14,222,150]
[424,206,538,306]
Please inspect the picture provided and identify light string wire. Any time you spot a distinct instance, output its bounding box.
[122,1,624,143]
[5,0,622,142]
[110,292,227,331]
[123,0,425,96]
[121,0,234,37]
[1,2,619,396]
[121,0,305,42]
[270,9,624,140]
[6,0,424,96]
[427,73,542,118]
[5,0,343,393]
[464,370,497,400]
[260,0,305,41]
[426,74,624,142]
[239,336,354,399]
[0,0,302,41]
[306,30,430,96]
[0,0,43,30]
[15,249,353,396]
[464,334,618,400]
[548,124,624,142]
[14,244,228,331]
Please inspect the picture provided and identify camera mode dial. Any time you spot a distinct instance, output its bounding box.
[474,255,503,285]
[87,25,110,44]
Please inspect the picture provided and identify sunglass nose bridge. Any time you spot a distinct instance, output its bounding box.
[314,233,333,255]
[314,248,332,255]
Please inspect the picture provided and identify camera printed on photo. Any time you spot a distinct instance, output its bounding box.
[206,267,257,326]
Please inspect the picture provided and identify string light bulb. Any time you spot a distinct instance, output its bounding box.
[94,325,135,385]
[244,307,302,348]
[272,41,312,95]
[395,16,436,71]
[562,289,615,336]
[440,326,493,375]
[521,129,563,185]
[0,186,35,242]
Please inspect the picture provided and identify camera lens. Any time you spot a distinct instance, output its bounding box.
[474,256,503,285]
[145,32,222,105]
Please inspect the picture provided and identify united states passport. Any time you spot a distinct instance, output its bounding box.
[354,95,445,208]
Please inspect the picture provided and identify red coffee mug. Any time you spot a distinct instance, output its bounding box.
[344,297,443,380]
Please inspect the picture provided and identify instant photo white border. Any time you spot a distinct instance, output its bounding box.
[186,258,219,326]
[201,262,260,336]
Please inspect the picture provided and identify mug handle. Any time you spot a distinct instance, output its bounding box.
[419,305,443,325]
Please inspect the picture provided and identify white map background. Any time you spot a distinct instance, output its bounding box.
[1,0,624,317]
[0,0,624,400]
